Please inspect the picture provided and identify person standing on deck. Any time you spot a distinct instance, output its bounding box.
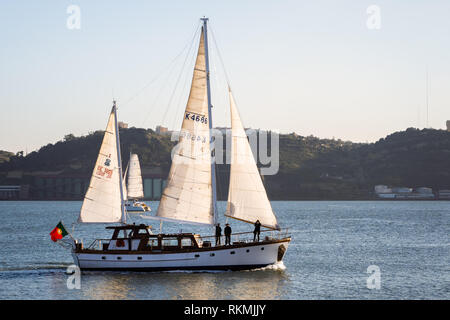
[224,224,232,245]
[215,223,222,246]
[253,220,261,242]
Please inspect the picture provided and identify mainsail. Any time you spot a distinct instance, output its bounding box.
[225,89,280,230]
[156,27,215,226]
[78,105,125,223]
[127,153,144,199]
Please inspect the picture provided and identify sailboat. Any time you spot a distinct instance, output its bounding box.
[69,18,290,271]
[123,153,151,212]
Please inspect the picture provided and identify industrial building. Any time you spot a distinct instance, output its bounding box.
[374,185,436,199]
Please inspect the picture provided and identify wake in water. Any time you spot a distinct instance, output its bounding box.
[160,262,287,274]
[0,262,70,272]
[245,261,286,272]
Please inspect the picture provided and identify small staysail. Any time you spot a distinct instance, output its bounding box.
[122,162,128,202]
[156,27,214,226]
[225,89,280,230]
[78,105,125,223]
[127,154,144,199]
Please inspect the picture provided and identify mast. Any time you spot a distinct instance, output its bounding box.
[113,100,127,224]
[201,17,218,225]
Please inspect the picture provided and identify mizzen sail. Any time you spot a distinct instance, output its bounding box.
[156,28,214,226]
[225,89,280,230]
[127,154,144,199]
[78,105,125,223]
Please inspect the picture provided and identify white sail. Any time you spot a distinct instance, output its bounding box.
[78,106,124,223]
[127,154,144,199]
[122,163,128,202]
[156,28,214,226]
[225,89,280,230]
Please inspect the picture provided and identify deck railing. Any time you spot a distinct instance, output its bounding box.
[87,239,111,250]
[85,228,290,250]
[197,228,290,246]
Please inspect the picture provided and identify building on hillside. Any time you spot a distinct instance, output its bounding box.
[156,125,173,136]
[118,121,128,129]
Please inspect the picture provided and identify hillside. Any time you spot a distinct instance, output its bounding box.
[0,150,14,164]
[1,127,449,200]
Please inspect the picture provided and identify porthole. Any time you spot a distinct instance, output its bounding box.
[230,251,235,255]
[101,256,106,260]
[117,256,122,260]
[137,256,142,260]
[246,249,250,253]
[195,254,200,258]
[261,247,264,251]
[210,253,215,257]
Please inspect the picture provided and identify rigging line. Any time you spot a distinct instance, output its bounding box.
[121,47,184,108]
[171,30,201,131]
[212,41,232,211]
[208,39,225,204]
[161,25,202,127]
[209,24,231,88]
[210,39,229,127]
[139,52,187,128]
[209,24,233,130]
[122,21,202,108]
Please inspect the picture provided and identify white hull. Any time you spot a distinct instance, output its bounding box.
[73,240,289,271]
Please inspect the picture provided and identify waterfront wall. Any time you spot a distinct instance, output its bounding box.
[0,173,167,200]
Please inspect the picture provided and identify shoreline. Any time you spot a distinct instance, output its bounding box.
[0,199,448,202]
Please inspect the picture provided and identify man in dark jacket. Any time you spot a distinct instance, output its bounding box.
[215,223,222,246]
[224,224,232,245]
[253,220,261,242]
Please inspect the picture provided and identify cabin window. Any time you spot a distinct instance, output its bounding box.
[101,256,106,260]
[181,238,193,248]
[261,247,264,251]
[117,256,122,260]
[230,251,235,255]
[137,256,142,260]
[210,253,215,257]
[147,239,158,248]
[161,238,179,248]
[195,254,200,258]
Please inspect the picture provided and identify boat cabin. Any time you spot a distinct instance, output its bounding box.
[95,224,202,252]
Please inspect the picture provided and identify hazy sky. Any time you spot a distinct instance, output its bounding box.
[1,0,449,154]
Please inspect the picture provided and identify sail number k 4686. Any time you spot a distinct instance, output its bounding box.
[185,112,208,124]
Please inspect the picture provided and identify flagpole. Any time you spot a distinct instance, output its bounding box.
[61,220,76,242]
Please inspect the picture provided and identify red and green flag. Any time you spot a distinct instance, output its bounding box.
[50,221,68,242]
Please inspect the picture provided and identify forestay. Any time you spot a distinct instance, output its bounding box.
[78,106,124,223]
[225,89,280,230]
[156,28,214,226]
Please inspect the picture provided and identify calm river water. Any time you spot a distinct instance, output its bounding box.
[0,201,448,299]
